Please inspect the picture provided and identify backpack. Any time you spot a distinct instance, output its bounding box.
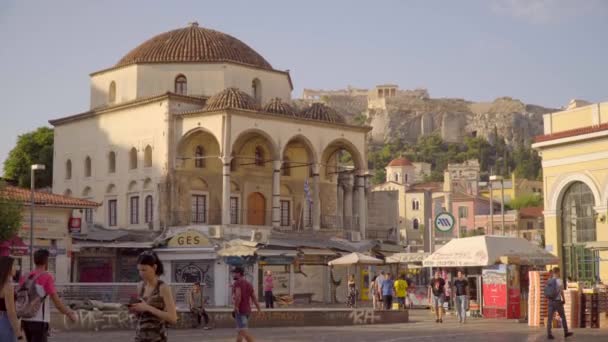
[544,278,559,300]
[15,272,48,319]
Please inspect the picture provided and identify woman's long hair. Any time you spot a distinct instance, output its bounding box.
[0,256,15,288]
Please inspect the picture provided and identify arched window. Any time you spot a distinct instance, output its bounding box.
[405,173,408,183]
[251,78,262,103]
[561,182,596,281]
[394,173,399,182]
[108,151,116,173]
[64,189,72,197]
[144,145,152,168]
[413,218,419,230]
[129,147,138,170]
[254,146,264,166]
[145,195,153,224]
[174,75,187,95]
[195,145,205,168]
[66,159,72,180]
[109,81,116,103]
[282,157,291,176]
[412,199,419,210]
[84,156,92,177]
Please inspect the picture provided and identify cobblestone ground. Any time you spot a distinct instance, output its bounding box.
[50,311,607,342]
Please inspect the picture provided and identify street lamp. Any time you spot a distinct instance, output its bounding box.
[29,164,46,271]
[490,175,505,236]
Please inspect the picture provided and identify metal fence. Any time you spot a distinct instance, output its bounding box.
[55,283,209,308]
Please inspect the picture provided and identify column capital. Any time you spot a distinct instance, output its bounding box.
[273,160,282,171]
[220,155,233,165]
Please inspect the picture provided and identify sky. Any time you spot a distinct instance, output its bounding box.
[1,0,607,168]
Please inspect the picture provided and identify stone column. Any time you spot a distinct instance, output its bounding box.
[221,157,232,225]
[272,160,282,229]
[337,182,344,229]
[312,164,321,231]
[356,175,367,239]
[343,174,354,230]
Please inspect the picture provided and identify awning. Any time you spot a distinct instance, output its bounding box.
[256,249,298,257]
[74,241,153,249]
[386,252,430,264]
[586,241,608,251]
[423,236,559,267]
[299,248,338,256]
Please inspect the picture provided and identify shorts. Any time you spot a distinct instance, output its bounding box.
[235,313,249,330]
[397,297,406,306]
[432,295,445,309]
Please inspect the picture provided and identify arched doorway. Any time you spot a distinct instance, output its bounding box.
[560,181,597,282]
[247,192,266,225]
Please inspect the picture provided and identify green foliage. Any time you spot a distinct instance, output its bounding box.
[368,132,541,186]
[0,181,23,241]
[352,113,368,126]
[510,193,543,209]
[3,127,54,188]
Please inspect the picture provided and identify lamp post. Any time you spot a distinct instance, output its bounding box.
[489,175,504,236]
[29,164,46,271]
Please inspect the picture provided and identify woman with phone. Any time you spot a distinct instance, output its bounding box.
[130,251,177,342]
[0,256,23,341]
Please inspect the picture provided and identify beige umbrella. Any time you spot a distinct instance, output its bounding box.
[328,252,383,308]
[423,235,559,267]
[328,252,384,266]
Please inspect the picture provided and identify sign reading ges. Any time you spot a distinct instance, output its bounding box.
[167,230,211,247]
[434,212,455,233]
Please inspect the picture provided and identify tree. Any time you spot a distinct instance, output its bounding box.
[510,193,543,209]
[3,127,53,188]
[0,181,23,241]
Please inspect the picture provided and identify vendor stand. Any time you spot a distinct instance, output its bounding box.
[423,236,559,319]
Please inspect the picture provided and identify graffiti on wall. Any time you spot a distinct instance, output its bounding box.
[349,309,381,325]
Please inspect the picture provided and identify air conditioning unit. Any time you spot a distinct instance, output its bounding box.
[348,231,361,242]
[207,226,223,239]
[250,229,269,244]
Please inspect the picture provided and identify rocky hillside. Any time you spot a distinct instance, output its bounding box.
[294,91,557,146]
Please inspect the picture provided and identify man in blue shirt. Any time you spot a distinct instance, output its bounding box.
[381,272,395,310]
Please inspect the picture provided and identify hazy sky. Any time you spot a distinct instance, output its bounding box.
[1,0,607,168]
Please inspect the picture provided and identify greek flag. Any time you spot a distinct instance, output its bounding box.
[304,178,312,205]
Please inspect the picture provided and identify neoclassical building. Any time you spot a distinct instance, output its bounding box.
[50,23,371,238]
[533,100,608,283]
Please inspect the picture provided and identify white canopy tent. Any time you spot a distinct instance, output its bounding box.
[423,236,559,267]
[386,252,429,264]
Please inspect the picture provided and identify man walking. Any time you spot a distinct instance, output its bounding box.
[453,271,468,324]
[232,267,261,342]
[20,249,77,342]
[429,271,446,323]
[375,271,385,308]
[187,282,211,329]
[381,272,395,310]
[546,267,573,340]
[263,270,274,309]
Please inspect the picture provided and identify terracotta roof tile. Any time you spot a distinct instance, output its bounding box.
[1,185,99,208]
[519,206,543,219]
[388,157,413,167]
[116,22,273,70]
[263,98,297,117]
[534,122,608,143]
[299,103,346,124]
[202,88,261,112]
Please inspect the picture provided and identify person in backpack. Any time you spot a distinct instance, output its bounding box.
[129,251,177,342]
[1,256,23,341]
[546,267,573,340]
[19,249,77,342]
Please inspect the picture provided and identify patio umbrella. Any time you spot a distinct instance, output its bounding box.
[423,235,559,267]
[328,252,383,308]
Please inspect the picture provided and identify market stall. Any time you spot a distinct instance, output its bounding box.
[328,252,384,307]
[423,236,559,319]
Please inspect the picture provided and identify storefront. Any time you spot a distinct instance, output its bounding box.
[154,229,223,306]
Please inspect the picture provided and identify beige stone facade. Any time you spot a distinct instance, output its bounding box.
[50,24,371,239]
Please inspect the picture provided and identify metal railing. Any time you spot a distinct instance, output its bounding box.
[56,283,213,308]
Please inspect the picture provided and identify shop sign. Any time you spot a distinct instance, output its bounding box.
[167,230,211,248]
[69,217,81,233]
